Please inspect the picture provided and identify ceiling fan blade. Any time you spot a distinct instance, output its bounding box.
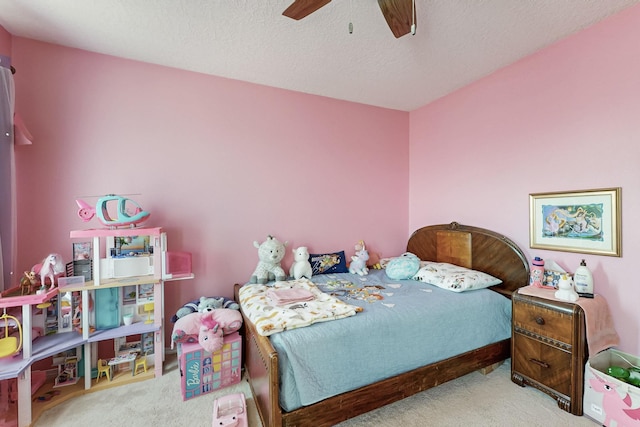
[283,0,332,20]
[378,0,416,38]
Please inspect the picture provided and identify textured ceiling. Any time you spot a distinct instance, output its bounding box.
[0,0,638,111]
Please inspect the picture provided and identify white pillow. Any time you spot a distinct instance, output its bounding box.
[412,262,502,292]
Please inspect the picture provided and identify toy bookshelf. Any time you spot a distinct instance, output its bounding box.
[0,226,193,427]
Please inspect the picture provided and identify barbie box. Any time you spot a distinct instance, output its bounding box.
[178,332,242,401]
[583,349,640,426]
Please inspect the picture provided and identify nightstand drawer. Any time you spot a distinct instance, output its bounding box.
[513,300,573,344]
[512,333,572,396]
[511,291,587,415]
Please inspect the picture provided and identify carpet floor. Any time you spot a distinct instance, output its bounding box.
[31,355,598,427]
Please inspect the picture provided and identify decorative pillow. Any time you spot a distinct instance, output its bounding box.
[385,252,421,280]
[412,262,502,292]
[309,251,348,275]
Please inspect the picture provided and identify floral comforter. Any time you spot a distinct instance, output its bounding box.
[238,278,360,336]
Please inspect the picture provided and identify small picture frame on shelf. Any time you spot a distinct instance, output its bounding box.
[112,235,151,257]
[137,283,154,303]
[122,285,137,305]
[72,242,92,260]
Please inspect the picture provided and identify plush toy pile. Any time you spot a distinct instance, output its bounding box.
[171,295,242,353]
[171,308,242,353]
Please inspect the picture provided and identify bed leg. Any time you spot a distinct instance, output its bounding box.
[479,361,503,375]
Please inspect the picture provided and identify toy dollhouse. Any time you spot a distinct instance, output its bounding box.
[0,226,193,427]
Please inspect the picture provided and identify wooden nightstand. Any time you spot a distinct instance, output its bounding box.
[511,291,587,415]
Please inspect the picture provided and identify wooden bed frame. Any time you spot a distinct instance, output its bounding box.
[233,222,529,427]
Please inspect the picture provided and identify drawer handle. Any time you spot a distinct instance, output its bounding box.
[529,358,549,368]
[535,316,545,325]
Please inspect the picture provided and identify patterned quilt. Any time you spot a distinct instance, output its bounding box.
[239,278,360,336]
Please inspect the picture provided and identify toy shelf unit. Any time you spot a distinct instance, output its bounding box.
[68,226,193,389]
[0,227,192,427]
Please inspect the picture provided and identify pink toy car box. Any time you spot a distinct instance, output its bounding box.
[212,392,248,427]
[179,332,242,401]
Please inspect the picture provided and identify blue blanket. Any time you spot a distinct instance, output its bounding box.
[269,270,512,411]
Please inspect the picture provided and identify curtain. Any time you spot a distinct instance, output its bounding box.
[0,55,16,291]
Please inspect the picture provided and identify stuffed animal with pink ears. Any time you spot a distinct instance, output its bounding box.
[171,311,224,353]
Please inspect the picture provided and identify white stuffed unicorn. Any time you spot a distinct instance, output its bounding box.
[349,244,370,276]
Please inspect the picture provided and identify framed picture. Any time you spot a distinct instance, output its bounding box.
[72,242,92,260]
[529,188,621,257]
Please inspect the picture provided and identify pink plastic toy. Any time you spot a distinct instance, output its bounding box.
[171,311,224,353]
[212,392,248,427]
[35,253,65,290]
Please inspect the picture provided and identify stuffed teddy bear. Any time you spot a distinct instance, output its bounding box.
[198,296,239,312]
[250,235,288,284]
[171,296,239,323]
[289,246,313,280]
[171,311,224,353]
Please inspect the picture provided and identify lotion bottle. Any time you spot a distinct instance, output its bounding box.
[574,259,594,297]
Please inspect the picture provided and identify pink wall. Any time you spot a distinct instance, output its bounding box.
[0,26,10,55]
[410,4,640,355]
[10,39,409,339]
[9,4,640,354]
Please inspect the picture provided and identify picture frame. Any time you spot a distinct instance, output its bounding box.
[529,187,621,257]
[72,242,92,260]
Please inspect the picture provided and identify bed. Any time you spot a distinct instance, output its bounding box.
[233,222,529,427]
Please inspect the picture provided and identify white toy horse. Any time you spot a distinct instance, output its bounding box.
[39,253,65,290]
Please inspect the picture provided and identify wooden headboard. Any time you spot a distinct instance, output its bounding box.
[406,222,529,298]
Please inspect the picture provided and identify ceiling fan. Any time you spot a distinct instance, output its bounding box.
[283,0,416,38]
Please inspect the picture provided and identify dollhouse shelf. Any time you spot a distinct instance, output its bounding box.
[60,275,159,291]
[88,322,159,343]
[69,227,164,239]
[3,225,193,427]
[0,332,84,381]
